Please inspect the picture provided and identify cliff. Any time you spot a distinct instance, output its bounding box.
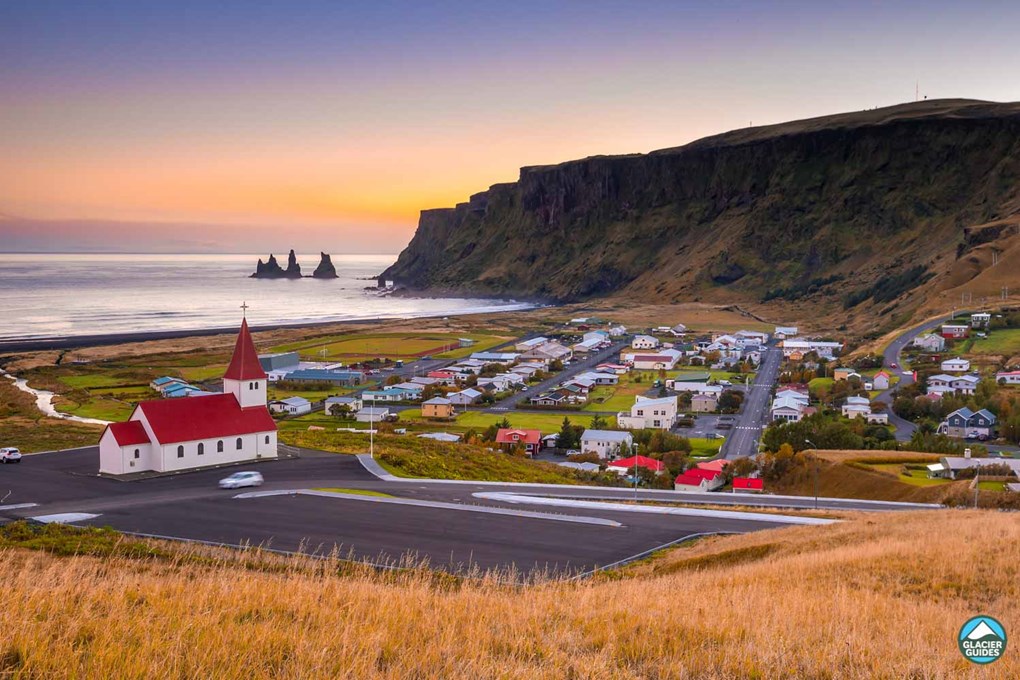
[380,99,1020,319]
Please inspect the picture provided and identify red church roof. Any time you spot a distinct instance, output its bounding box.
[105,420,150,446]
[223,318,267,381]
[137,393,276,444]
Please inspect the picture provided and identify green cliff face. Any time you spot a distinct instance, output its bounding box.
[381,100,1020,309]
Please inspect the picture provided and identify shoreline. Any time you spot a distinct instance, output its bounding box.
[0,304,545,354]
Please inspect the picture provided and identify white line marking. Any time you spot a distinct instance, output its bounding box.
[31,512,100,524]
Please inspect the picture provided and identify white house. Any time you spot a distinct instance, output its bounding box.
[631,335,660,350]
[912,333,946,352]
[356,407,391,423]
[522,341,573,363]
[622,348,682,370]
[99,318,277,476]
[325,395,362,414]
[774,326,798,339]
[579,430,634,459]
[872,371,891,391]
[617,395,678,430]
[780,339,844,358]
[927,374,980,395]
[941,358,971,373]
[841,396,871,419]
[666,381,723,396]
[447,388,483,405]
[269,396,311,415]
[771,396,808,422]
[514,337,549,352]
[996,370,1020,385]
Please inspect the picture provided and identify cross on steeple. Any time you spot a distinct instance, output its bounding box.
[240,301,249,318]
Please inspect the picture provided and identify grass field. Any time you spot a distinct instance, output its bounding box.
[271,332,511,361]
[411,410,615,433]
[689,438,724,457]
[0,511,1016,677]
[964,327,1020,356]
[0,378,103,452]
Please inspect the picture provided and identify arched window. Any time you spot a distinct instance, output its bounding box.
[197,443,205,455]
[177,445,184,458]
[236,437,243,450]
[217,440,224,453]
[254,382,259,389]
[133,448,140,459]
[265,435,270,444]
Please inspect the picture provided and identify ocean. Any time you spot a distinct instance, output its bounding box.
[0,253,532,342]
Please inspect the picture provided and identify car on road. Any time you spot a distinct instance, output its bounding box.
[218,471,264,489]
[890,362,898,369]
[707,433,725,440]
[0,447,22,464]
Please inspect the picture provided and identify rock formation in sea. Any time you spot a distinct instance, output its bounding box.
[251,250,303,278]
[312,252,339,279]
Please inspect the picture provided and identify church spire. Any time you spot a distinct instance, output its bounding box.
[223,317,267,381]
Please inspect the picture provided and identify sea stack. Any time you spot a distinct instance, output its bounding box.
[312,252,339,278]
[250,250,303,278]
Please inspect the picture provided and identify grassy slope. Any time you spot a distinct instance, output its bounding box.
[0,378,102,452]
[280,430,584,484]
[0,511,1016,677]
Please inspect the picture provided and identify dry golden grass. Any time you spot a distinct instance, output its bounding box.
[809,449,943,464]
[0,511,1016,678]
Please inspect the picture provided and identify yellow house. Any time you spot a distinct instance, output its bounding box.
[422,397,454,419]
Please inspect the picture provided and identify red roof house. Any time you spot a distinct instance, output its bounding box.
[732,477,764,492]
[495,428,542,454]
[608,455,666,474]
[674,468,724,492]
[695,459,729,473]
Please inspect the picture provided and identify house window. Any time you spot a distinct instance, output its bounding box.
[236,437,243,450]
[134,449,140,459]
[265,435,270,444]
[198,443,205,455]
[177,445,184,458]
[217,440,224,453]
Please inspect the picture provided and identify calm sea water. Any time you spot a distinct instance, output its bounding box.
[0,254,531,342]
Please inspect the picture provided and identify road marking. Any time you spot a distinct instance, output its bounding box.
[236,489,624,527]
[31,512,100,524]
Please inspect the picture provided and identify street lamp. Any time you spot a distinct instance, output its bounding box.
[804,438,819,509]
[632,441,640,500]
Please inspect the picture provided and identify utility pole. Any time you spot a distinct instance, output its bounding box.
[805,438,819,509]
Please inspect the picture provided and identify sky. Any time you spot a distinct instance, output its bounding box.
[3,0,1020,254]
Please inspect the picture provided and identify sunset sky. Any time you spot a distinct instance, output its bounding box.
[3,1,1020,254]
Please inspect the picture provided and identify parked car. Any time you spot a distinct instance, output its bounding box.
[218,471,264,489]
[0,448,22,464]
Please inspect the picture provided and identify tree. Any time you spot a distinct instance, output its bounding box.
[558,417,581,450]
[589,414,608,430]
[549,359,564,372]
[385,374,402,386]
[496,416,512,430]
[329,403,352,420]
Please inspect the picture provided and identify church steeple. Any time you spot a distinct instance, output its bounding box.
[223,315,268,408]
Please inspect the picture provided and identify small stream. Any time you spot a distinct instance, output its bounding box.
[1,369,112,425]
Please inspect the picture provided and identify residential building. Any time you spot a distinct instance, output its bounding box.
[780,339,844,358]
[866,413,889,424]
[732,477,764,492]
[579,430,634,459]
[674,468,724,492]
[162,383,200,398]
[873,371,891,390]
[774,326,798,339]
[362,388,417,402]
[495,428,542,456]
[833,368,862,382]
[940,407,997,439]
[624,348,682,370]
[447,388,482,406]
[941,358,971,373]
[934,455,1020,480]
[522,341,573,363]
[771,396,808,422]
[631,335,660,350]
[971,312,991,328]
[666,381,722,396]
[470,351,520,364]
[940,324,969,339]
[558,461,601,473]
[691,393,719,413]
[617,395,678,430]
[98,318,277,475]
[417,432,461,442]
[996,370,1020,385]
[514,337,549,352]
[912,333,946,352]
[269,396,311,415]
[572,338,603,353]
[150,376,186,392]
[608,455,666,476]
[356,407,391,423]
[282,368,364,386]
[927,374,980,395]
[841,396,871,419]
[324,395,362,414]
[421,397,454,419]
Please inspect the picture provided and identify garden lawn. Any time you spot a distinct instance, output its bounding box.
[963,328,1020,356]
[689,438,723,457]
[403,410,614,433]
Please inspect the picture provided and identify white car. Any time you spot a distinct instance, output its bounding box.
[0,448,22,464]
[218,471,264,489]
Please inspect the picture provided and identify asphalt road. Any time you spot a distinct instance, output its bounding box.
[0,446,934,576]
[721,345,783,459]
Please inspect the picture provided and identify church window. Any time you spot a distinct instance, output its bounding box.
[134,449,140,459]
[198,443,205,455]
[217,440,224,453]
[177,445,184,458]
[236,437,243,450]
[265,435,270,444]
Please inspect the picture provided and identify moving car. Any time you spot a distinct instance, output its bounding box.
[218,471,264,489]
[0,448,22,464]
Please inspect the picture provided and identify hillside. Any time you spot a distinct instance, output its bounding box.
[1,512,1016,677]
[382,99,1020,328]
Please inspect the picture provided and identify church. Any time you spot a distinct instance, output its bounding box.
[99,317,278,475]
